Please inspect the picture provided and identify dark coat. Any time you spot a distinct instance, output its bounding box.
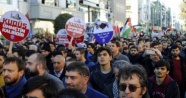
[85,86,108,98]
[148,75,180,98]
[89,65,115,93]
[50,67,66,81]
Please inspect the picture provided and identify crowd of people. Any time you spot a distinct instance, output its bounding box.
[0,34,185,98]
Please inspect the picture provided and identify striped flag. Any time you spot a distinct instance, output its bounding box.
[120,18,132,38]
[133,26,144,32]
[165,24,172,35]
[114,25,120,37]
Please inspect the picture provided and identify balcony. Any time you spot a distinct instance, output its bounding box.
[29,3,62,20]
[79,0,100,8]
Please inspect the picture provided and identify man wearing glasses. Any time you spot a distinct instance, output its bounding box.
[118,65,150,98]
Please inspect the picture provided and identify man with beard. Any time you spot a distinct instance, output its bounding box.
[127,46,143,64]
[2,57,26,98]
[168,44,186,98]
[65,61,108,98]
[148,59,180,98]
[26,53,64,92]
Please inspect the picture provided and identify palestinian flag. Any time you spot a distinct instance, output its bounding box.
[120,18,132,38]
[133,26,144,32]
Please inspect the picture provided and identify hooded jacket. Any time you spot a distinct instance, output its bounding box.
[148,75,180,98]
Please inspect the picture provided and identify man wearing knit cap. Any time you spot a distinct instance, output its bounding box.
[41,43,53,73]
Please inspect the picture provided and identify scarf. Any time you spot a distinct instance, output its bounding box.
[113,79,119,98]
[5,76,27,98]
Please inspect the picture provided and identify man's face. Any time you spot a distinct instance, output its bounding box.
[150,53,160,62]
[0,56,5,68]
[162,43,168,49]
[50,44,55,52]
[138,45,144,53]
[25,89,45,98]
[143,42,150,50]
[75,51,83,61]
[26,54,39,76]
[130,48,138,56]
[110,43,119,52]
[97,50,112,65]
[3,62,23,86]
[154,66,169,78]
[41,50,50,57]
[119,74,146,98]
[176,42,182,48]
[87,45,93,53]
[65,71,88,92]
[53,56,65,73]
[152,45,159,49]
[171,48,180,58]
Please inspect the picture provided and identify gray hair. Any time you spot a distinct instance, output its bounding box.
[113,60,130,69]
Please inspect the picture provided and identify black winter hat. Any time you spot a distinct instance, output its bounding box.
[41,43,51,52]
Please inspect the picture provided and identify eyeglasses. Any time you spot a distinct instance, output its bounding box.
[119,83,141,92]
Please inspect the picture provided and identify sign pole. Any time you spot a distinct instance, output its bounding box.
[8,42,13,53]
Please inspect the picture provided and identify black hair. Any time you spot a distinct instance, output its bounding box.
[22,76,58,98]
[3,57,25,71]
[111,40,120,47]
[95,46,112,57]
[170,44,180,51]
[118,65,148,88]
[66,61,89,77]
[154,59,170,71]
[75,47,85,55]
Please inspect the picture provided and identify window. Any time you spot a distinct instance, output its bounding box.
[0,0,11,4]
[42,0,55,6]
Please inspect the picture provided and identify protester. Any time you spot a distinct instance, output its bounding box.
[22,76,58,98]
[65,61,108,98]
[3,57,27,98]
[118,64,150,98]
[148,59,180,98]
[89,47,115,93]
[26,53,65,92]
[168,44,186,98]
[50,55,66,80]
[103,60,130,98]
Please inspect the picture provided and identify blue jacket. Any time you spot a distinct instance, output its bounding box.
[85,86,108,98]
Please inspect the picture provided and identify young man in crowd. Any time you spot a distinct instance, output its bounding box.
[168,44,186,98]
[89,47,115,93]
[110,41,130,63]
[75,47,95,68]
[148,59,180,98]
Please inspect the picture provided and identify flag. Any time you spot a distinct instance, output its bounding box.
[120,18,132,38]
[114,25,120,37]
[165,24,172,35]
[151,26,154,32]
[133,26,143,32]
